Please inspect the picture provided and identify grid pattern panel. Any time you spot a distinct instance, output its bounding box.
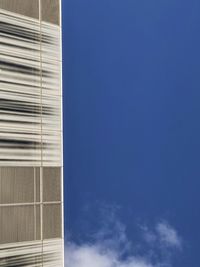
[0,167,62,242]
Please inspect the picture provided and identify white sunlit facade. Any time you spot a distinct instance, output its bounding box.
[0,0,64,266]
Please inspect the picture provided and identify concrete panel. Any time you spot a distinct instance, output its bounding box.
[0,167,34,204]
[41,0,60,25]
[36,205,41,240]
[0,206,35,244]
[43,204,61,239]
[0,0,39,19]
[36,168,40,203]
[43,167,61,202]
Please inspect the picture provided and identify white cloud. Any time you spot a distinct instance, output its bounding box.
[66,244,115,267]
[65,219,182,267]
[65,243,155,267]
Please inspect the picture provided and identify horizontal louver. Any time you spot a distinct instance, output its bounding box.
[0,9,62,166]
[0,239,63,267]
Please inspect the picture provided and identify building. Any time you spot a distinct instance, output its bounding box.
[0,0,63,266]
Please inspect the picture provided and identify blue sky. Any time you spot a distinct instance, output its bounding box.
[63,1,200,266]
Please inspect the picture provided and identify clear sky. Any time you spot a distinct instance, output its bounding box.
[63,1,200,266]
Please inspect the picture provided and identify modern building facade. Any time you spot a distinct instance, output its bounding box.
[0,0,63,266]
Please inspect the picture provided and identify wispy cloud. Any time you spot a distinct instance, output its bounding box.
[156,222,182,249]
[65,209,182,267]
[142,221,182,250]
